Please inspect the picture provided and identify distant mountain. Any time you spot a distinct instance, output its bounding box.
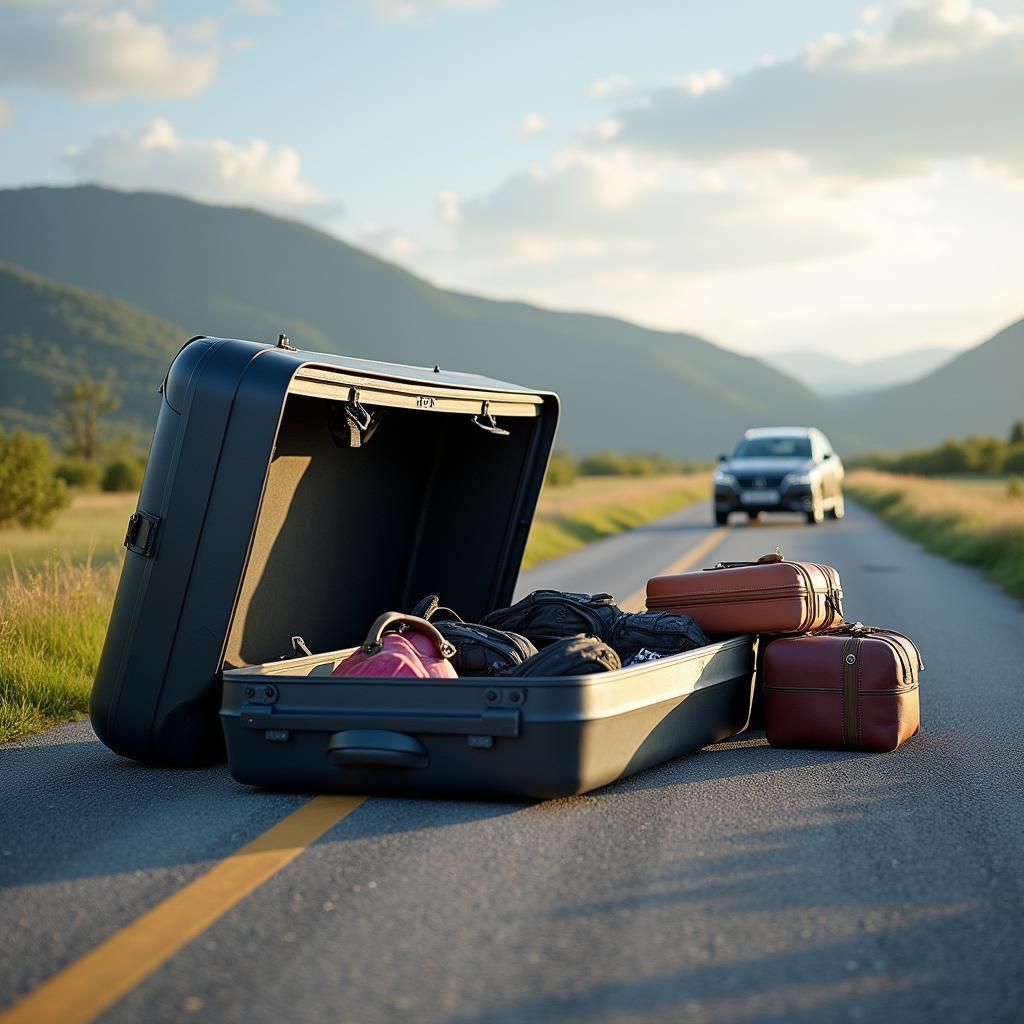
[0,185,820,458]
[0,263,182,439]
[763,347,956,396]
[833,319,1024,452]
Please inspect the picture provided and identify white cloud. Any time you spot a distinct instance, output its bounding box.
[176,17,219,44]
[230,36,256,52]
[444,149,863,275]
[861,5,884,25]
[366,0,497,22]
[357,224,418,261]
[421,157,1024,360]
[607,0,1024,177]
[589,74,632,99]
[519,112,546,136]
[663,68,726,96]
[0,6,219,100]
[393,0,1024,366]
[232,0,276,13]
[436,189,461,225]
[0,98,9,128]
[66,119,335,217]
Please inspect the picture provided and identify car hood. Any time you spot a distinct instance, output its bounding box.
[722,458,814,475]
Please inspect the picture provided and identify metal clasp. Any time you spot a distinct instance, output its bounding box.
[347,390,372,431]
[471,401,510,437]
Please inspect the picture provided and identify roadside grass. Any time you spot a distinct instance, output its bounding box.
[846,469,1024,601]
[0,559,119,743]
[0,474,708,742]
[521,473,708,570]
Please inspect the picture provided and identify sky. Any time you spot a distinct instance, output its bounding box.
[1,0,1023,361]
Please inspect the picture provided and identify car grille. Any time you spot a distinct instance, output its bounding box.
[734,473,786,489]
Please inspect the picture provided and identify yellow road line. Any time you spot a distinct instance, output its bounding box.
[619,525,730,611]
[0,794,366,1024]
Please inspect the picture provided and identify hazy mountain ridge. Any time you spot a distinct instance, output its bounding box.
[0,185,1020,457]
[764,347,957,396]
[0,185,820,457]
[829,318,1024,452]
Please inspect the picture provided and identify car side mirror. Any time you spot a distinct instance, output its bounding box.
[718,453,727,462]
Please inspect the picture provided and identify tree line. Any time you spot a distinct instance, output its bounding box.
[546,449,711,486]
[849,422,1024,477]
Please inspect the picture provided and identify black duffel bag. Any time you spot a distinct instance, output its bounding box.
[411,595,537,676]
[481,590,624,648]
[500,634,621,677]
[608,611,709,664]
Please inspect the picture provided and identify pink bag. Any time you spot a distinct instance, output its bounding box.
[331,613,459,679]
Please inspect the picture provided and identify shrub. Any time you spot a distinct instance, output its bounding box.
[545,448,578,486]
[963,435,1007,475]
[1004,445,1024,476]
[1008,476,1024,501]
[0,430,70,528]
[55,457,103,491]
[101,456,145,493]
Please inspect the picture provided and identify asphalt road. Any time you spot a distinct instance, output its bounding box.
[2,500,1023,1024]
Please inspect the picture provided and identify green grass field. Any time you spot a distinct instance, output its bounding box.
[0,493,136,579]
[846,469,1024,602]
[0,474,707,742]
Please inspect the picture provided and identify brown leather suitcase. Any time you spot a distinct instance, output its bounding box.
[763,624,922,752]
[645,552,843,636]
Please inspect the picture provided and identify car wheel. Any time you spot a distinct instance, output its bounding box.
[806,500,824,525]
[826,493,846,520]
[715,510,729,526]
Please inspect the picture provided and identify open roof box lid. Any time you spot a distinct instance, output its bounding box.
[91,337,755,798]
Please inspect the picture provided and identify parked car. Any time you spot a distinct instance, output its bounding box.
[713,427,845,526]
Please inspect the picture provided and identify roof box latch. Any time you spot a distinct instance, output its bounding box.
[124,510,161,558]
[471,401,510,437]
[328,390,380,448]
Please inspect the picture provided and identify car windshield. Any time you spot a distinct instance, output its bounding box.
[733,436,812,459]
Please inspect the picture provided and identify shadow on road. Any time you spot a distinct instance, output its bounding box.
[441,758,1004,1024]
[0,729,524,887]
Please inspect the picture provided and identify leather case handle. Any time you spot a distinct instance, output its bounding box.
[362,612,457,659]
[707,551,785,571]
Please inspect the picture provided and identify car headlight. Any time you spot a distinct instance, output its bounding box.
[782,472,813,487]
[714,470,738,486]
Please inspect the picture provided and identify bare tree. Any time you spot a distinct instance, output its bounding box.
[56,376,121,461]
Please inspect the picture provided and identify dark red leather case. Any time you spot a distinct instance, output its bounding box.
[763,625,921,752]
